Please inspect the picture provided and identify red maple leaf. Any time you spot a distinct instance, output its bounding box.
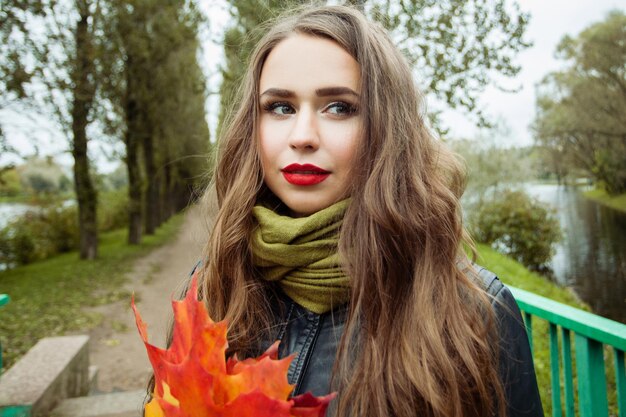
[132,272,336,417]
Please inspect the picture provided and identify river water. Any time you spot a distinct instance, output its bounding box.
[525,184,626,324]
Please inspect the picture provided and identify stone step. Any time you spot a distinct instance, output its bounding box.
[49,390,146,417]
[0,335,90,416]
[88,365,99,395]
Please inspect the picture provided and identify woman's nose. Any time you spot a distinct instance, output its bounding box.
[288,107,319,150]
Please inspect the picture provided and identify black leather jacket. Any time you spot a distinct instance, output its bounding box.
[263,267,544,417]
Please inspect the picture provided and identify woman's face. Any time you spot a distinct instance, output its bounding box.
[258,34,362,217]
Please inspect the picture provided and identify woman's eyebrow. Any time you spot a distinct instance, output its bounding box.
[259,87,359,98]
[260,88,294,98]
[315,87,359,97]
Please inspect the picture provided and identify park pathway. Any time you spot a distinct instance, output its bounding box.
[87,199,216,393]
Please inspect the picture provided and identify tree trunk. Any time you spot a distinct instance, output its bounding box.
[124,60,143,245]
[126,138,142,244]
[72,1,97,260]
[142,127,159,235]
[125,130,142,244]
[162,162,174,223]
[175,176,191,212]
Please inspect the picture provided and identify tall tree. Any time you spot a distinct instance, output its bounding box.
[218,0,531,134]
[102,0,209,243]
[99,0,150,244]
[72,0,98,258]
[1,0,100,259]
[142,0,209,234]
[153,16,211,216]
[533,11,626,194]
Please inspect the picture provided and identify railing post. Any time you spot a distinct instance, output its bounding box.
[524,311,533,356]
[510,286,626,417]
[561,328,575,417]
[0,294,9,372]
[575,333,608,417]
[549,323,562,417]
[616,348,625,417]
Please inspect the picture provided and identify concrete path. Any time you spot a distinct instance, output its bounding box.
[87,201,215,393]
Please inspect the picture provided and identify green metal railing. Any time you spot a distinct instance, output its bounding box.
[0,294,9,372]
[510,286,626,417]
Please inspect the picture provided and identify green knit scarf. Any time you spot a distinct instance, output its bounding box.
[251,199,351,314]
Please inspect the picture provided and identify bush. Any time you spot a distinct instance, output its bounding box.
[0,205,79,268]
[46,204,80,252]
[471,190,562,271]
[0,190,130,268]
[0,168,23,197]
[98,188,129,232]
[0,223,37,266]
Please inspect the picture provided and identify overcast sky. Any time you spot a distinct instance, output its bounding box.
[2,0,624,170]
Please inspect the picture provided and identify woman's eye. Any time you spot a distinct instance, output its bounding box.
[325,101,358,116]
[263,102,295,116]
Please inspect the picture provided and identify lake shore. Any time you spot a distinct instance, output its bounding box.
[583,188,626,213]
[524,183,626,323]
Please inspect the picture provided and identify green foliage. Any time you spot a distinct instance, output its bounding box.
[0,190,130,268]
[0,212,185,369]
[471,190,562,271]
[0,225,35,266]
[2,0,209,253]
[97,188,129,231]
[101,0,210,241]
[583,188,626,214]
[533,11,626,194]
[474,244,585,308]
[0,205,79,267]
[0,167,22,197]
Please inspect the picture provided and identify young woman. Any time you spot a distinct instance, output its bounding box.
[156,5,543,417]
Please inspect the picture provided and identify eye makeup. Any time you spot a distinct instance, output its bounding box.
[260,99,358,118]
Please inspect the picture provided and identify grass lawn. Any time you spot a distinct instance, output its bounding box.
[583,188,626,213]
[0,212,185,370]
[475,243,618,416]
[475,243,586,308]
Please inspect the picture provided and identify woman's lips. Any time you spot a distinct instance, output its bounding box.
[281,163,330,186]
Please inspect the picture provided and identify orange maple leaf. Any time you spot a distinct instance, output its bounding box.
[132,272,336,417]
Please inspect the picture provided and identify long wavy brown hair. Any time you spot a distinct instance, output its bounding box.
[161,5,507,417]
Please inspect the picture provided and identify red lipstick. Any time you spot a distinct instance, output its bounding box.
[281,163,330,186]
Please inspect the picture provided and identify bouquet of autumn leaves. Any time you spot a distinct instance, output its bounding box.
[132,272,336,417]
